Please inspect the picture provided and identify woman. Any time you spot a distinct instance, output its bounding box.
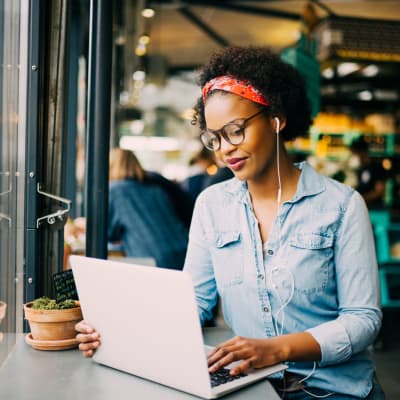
[76,47,384,399]
[108,148,190,269]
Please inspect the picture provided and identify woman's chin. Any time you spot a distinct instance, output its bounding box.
[231,170,248,181]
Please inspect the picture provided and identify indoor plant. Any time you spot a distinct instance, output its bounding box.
[24,297,82,346]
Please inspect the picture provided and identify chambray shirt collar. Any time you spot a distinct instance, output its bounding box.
[289,161,326,203]
[225,161,326,205]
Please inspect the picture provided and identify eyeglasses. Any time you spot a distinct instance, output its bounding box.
[200,109,265,151]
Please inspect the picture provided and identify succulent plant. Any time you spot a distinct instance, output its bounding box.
[30,296,77,310]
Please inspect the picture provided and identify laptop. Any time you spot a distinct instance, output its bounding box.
[70,255,287,399]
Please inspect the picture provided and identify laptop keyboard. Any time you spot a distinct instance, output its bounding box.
[209,368,248,388]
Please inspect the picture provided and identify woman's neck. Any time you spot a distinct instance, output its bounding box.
[247,154,300,203]
[246,155,300,244]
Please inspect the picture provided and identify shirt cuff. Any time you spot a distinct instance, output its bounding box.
[307,320,352,366]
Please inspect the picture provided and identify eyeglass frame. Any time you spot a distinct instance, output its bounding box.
[200,109,266,151]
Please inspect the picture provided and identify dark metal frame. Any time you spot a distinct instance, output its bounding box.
[24,0,41,303]
[85,0,113,258]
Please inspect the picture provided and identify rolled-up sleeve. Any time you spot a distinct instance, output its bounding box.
[307,191,382,366]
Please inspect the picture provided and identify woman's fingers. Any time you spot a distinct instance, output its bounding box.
[78,338,100,353]
[208,349,239,373]
[208,342,249,373]
[230,359,254,375]
[82,349,94,358]
[75,320,100,358]
[76,331,100,343]
[76,335,100,358]
[75,320,94,334]
[208,337,263,375]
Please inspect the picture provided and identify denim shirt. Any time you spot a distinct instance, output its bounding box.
[108,179,188,269]
[184,162,382,398]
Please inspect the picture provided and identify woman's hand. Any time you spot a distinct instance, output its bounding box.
[207,336,285,376]
[75,320,101,358]
[208,332,321,376]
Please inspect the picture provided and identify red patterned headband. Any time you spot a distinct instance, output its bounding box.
[202,75,269,107]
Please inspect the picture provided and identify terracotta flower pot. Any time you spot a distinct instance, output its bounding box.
[24,301,82,341]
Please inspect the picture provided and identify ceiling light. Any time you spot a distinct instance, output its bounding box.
[138,34,150,45]
[115,34,126,46]
[337,62,360,77]
[322,67,334,79]
[132,70,146,81]
[142,8,155,18]
[362,65,379,77]
[120,136,182,152]
[135,43,147,56]
[357,90,373,101]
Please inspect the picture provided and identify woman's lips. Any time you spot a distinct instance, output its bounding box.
[227,157,247,171]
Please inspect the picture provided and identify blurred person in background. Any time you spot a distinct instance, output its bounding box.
[181,145,233,201]
[107,148,190,269]
[350,136,388,210]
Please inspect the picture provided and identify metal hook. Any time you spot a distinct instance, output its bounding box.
[0,212,11,227]
[36,183,72,228]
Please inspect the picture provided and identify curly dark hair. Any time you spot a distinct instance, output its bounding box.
[192,46,312,141]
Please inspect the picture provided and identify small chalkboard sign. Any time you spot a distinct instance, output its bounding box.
[53,269,79,303]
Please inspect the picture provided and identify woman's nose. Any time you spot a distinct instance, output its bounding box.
[219,136,236,153]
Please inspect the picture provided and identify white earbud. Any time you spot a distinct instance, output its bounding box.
[274,117,280,134]
[274,116,282,205]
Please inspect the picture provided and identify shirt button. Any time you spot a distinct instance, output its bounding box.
[263,306,269,313]
[258,274,264,280]
[267,249,274,255]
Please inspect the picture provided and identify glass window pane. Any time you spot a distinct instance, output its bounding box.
[0,0,27,364]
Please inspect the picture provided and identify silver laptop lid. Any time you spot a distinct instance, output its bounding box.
[70,255,213,398]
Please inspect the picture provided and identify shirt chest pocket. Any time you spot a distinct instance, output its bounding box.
[210,231,244,288]
[289,233,334,293]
